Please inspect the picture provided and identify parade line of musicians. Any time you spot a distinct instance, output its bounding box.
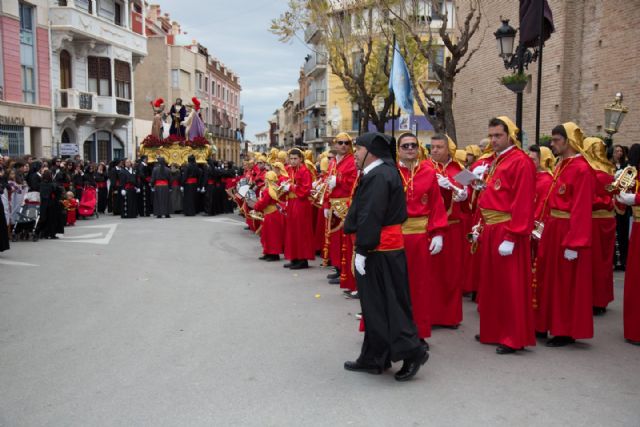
[230,116,640,358]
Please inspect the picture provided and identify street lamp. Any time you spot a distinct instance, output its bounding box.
[604,92,628,138]
[494,18,540,140]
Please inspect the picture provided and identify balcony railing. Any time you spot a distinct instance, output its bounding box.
[57,89,96,112]
[304,90,327,109]
[304,24,320,43]
[304,127,327,142]
[303,53,327,76]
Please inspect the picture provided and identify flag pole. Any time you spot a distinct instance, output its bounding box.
[391,33,396,139]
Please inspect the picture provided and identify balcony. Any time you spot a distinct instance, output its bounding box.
[304,53,327,76]
[304,90,327,111]
[56,89,97,112]
[304,24,320,43]
[304,127,327,142]
[49,5,147,57]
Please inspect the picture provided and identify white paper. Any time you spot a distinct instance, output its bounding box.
[453,169,477,186]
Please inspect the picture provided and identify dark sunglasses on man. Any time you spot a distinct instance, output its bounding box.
[399,143,419,150]
[334,140,351,146]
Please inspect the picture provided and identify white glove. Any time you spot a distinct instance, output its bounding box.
[323,208,330,219]
[151,187,155,192]
[472,164,489,179]
[452,187,468,202]
[327,175,337,190]
[616,192,636,206]
[429,235,443,255]
[281,182,291,192]
[136,188,140,193]
[120,189,126,196]
[354,253,366,276]
[180,186,184,192]
[498,240,514,256]
[564,249,578,261]
[437,174,452,189]
[312,181,319,190]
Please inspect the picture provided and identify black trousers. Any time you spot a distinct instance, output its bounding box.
[615,211,630,269]
[355,250,422,369]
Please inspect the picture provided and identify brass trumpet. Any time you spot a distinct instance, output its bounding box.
[466,220,483,254]
[606,165,637,193]
[311,179,329,208]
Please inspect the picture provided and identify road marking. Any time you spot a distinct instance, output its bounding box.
[0,259,38,267]
[59,223,119,245]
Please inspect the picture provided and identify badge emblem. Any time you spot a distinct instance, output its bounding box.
[494,179,501,190]
[420,193,429,205]
[558,184,566,195]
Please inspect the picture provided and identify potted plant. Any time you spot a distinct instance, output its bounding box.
[500,72,529,93]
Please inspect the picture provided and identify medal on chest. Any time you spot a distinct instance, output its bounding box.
[558,183,566,195]
[493,178,501,190]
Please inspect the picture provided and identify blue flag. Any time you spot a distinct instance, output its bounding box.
[389,41,414,115]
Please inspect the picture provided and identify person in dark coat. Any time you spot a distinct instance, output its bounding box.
[72,161,85,202]
[27,161,42,193]
[182,155,201,216]
[170,163,183,213]
[108,160,123,215]
[343,132,428,382]
[136,155,153,217]
[118,159,138,218]
[202,158,217,215]
[38,170,64,239]
[94,162,108,214]
[0,181,9,251]
[151,156,172,218]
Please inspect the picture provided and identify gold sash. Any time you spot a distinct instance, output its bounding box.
[402,216,428,235]
[263,205,277,215]
[633,206,640,222]
[287,193,297,199]
[480,209,511,224]
[550,209,570,219]
[592,209,614,219]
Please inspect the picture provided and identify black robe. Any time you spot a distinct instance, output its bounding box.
[94,172,108,213]
[72,171,84,201]
[118,168,138,218]
[151,163,172,216]
[108,167,122,215]
[343,160,422,369]
[182,162,201,216]
[169,104,187,136]
[0,184,9,251]
[136,162,153,217]
[202,164,216,215]
[38,182,65,238]
[170,168,183,213]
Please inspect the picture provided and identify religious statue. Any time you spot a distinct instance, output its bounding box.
[169,98,187,137]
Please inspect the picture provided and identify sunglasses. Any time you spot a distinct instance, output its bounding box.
[334,140,351,145]
[399,143,419,150]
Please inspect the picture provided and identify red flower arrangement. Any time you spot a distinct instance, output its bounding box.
[164,134,185,144]
[141,134,164,147]
[187,136,210,147]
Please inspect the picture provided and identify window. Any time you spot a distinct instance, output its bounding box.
[211,80,215,94]
[217,84,220,97]
[114,2,122,26]
[88,56,111,96]
[114,60,131,99]
[171,69,179,88]
[428,46,445,79]
[430,0,445,21]
[20,3,36,103]
[0,125,25,157]
[205,77,208,93]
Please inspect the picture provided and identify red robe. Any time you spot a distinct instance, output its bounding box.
[536,155,594,339]
[399,160,448,338]
[326,153,358,291]
[428,159,468,326]
[534,172,554,221]
[591,169,616,309]
[476,147,537,349]
[254,188,285,255]
[64,198,78,226]
[284,165,315,260]
[314,171,328,253]
[623,189,640,342]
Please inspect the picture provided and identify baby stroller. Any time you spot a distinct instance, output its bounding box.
[12,192,41,242]
[78,186,98,218]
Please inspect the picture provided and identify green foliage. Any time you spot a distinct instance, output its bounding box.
[499,72,529,85]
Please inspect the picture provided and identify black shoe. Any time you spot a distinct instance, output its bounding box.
[438,324,459,330]
[344,360,382,375]
[419,338,430,351]
[283,262,293,268]
[328,277,340,285]
[344,291,359,299]
[394,349,429,382]
[626,339,640,346]
[496,344,518,355]
[265,254,280,262]
[327,270,340,280]
[289,260,309,270]
[258,255,268,260]
[470,291,477,302]
[156,215,162,218]
[546,336,576,347]
[244,226,250,230]
[535,331,548,339]
[165,215,171,218]
[593,306,607,316]
[474,334,481,342]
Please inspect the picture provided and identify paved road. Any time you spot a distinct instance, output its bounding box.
[1,214,638,426]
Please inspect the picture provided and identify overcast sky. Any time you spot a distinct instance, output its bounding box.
[151,0,309,140]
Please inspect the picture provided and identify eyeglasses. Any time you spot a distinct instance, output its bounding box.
[334,140,351,146]
[399,143,419,150]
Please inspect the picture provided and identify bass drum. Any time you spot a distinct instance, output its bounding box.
[245,189,257,208]
[237,185,251,199]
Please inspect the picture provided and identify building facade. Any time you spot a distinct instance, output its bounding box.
[454,0,640,147]
[0,0,52,158]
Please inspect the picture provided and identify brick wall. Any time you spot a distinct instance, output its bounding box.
[1,16,22,102]
[453,0,640,147]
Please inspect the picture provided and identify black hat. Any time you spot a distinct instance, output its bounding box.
[355,132,396,161]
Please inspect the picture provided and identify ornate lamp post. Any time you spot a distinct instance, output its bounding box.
[603,92,629,148]
[494,19,540,140]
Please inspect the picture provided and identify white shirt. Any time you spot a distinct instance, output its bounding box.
[497,145,516,157]
[363,159,384,175]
